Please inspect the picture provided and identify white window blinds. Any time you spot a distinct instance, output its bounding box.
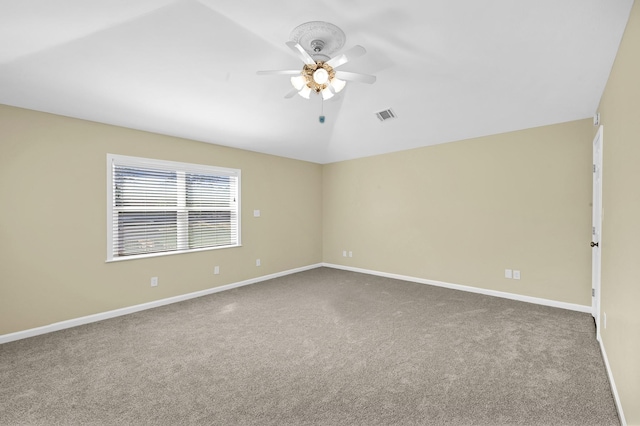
[107,154,240,261]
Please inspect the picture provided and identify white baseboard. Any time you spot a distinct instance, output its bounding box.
[0,263,323,345]
[0,263,594,344]
[322,263,592,313]
[598,335,627,426]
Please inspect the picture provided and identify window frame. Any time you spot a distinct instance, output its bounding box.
[106,154,241,262]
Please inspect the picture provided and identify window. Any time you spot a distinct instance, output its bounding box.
[107,154,240,261]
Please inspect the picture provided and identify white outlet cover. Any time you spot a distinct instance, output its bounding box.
[256,259,261,266]
[253,210,261,217]
[513,270,521,280]
[505,269,512,279]
[342,250,347,257]
[214,266,220,275]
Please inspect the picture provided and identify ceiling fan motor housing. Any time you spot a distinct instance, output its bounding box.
[311,39,325,53]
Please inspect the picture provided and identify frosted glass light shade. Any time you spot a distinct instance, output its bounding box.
[331,78,346,93]
[290,75,306,91]
[298,85,312,99]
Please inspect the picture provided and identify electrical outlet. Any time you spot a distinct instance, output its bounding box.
[256,259,261,267]
[505,269,512,279]
[253,209,261,217]
[513,270,521,280]
[151,277,158,287]
[214,266,220,275]
[348,251,353,257]
[342,250,347,257]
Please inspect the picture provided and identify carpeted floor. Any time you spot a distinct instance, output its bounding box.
[0,267,619,425]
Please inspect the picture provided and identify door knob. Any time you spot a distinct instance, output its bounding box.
[591,241,599,247]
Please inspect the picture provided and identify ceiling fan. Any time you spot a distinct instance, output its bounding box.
[257,21,376,100]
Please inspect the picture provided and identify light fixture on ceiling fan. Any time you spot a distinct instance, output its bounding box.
[257,21,376,101]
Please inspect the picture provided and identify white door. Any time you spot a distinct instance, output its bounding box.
[592,125,603,338]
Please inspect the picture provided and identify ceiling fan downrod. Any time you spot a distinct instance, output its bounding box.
[310,39,325,53]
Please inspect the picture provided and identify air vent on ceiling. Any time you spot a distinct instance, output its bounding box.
[375,108,396,122]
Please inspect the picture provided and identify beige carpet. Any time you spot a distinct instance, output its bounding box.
[0,267,619,425]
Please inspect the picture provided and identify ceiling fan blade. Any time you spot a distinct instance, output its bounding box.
[285,41,316,65]
[334,70,376,84]
[284,88,299,99]
[257,69,301,76]
[326,45,367,68]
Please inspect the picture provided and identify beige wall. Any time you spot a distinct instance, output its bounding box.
[0,105,323,335]
[323,119,593,306]
[597,1,640,423]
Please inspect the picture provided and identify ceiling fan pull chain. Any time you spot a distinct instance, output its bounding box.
[319,97,325,124]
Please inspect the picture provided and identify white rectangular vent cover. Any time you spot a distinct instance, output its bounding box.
[375,108,396,122]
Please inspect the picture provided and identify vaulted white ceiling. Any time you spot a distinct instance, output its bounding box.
[0,0,633,163]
